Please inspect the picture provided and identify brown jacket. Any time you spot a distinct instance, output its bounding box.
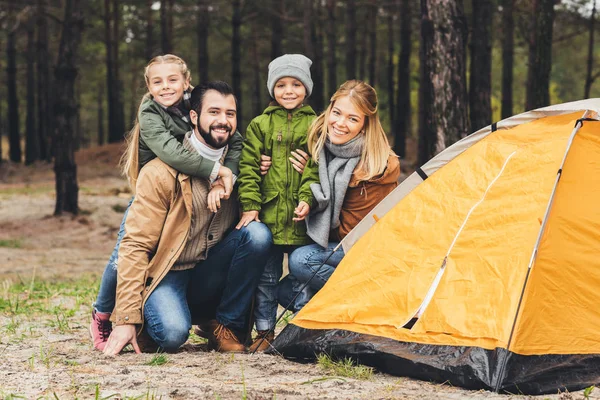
[334,154,400,241]
[111,158,238,327]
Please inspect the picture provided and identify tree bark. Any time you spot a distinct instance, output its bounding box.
[54,0,84,215]
[232,0,243,126]
[326,0,337,96]
[197,0,210,83]
[160,0,172,53]
[418,0,469,165]
[112,0,125,138]
[7,2,21,164]
[303,0,324,111]
[26,20,40,165]
[145,0,154,60]
[469,0,492,131]
[271,0,284,60]
[251,21,262,118]
[394,0,412,158]
[387,5,395,133]
[584,0,596,98]
[345,0,357,80]
[501,0,514,119]
[98,82,105,146]
[368,0,377,85]
[37,0,51,161]
[525,0,555,110]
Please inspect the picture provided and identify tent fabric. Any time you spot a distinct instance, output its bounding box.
[272,99,600,394]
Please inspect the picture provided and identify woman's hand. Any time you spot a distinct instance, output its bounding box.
[207,184,226,213]
[289,149,309,174]
[236,210,260,229]
[103,324,141,356]
[293,201,310,221]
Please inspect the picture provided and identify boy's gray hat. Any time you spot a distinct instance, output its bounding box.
[267,54,313,98]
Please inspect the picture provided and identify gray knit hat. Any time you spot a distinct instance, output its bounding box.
[267,54,313,98]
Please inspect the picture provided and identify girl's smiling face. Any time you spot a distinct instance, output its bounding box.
[327,95,366,145]
[147,63,190,108]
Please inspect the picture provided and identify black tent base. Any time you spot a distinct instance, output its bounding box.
[271,325,600,395]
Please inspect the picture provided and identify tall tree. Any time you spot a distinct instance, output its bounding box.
[469,0,492,131]
[232,0,243,126]
[37,0,51,161]
[7,2,21,164]
[312,3,325,112]
[501,0,515,118]
[367,0,378,85]
[271,0,284,59]
[394,0,412,158]
[105,0,124,143]
[160,0,172,53]
[54,0,84,215]
[525,0,555,110]
[584,0,597,98]
[251,20,262,118]
[387,5,395,132]
[345,0,357,80]
[145,0,155,60]
[98,83,105,146]
[325,0,337,96]
[418,0,469,165]
[197,0,210,83]
[25,17,39,165]
[112,0,125,137]
[303,0,324,111]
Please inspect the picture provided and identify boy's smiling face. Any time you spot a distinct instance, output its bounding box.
[273,77,306,110]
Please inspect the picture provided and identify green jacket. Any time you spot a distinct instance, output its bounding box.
[138,98,243,177]
[238,104,318,245]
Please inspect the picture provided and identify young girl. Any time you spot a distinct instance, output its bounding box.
[282,80,400,308]
[90,55,243,351]
[236,54,319,352]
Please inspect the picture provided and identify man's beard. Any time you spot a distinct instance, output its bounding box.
[198,122,232,149]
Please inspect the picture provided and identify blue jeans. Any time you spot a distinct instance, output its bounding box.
[94,197,133,314]
[285,242,346,309]
[144,222,272,351]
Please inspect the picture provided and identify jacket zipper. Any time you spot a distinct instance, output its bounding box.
[284,112,293,244]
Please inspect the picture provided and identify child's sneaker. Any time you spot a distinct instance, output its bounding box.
[90,309,112,351]
[248,330,275,353]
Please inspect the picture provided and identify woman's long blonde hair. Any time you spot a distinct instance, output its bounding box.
[120,54,191,191]
[308,80,394,181]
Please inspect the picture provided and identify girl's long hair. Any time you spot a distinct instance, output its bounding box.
[307,80,394,181]
[120,54,191,191]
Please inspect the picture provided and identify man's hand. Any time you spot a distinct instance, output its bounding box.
[293,201,310,222]
[217,166,233,196]
[236,210,260,229]
[289,149,309,174]
[207,184,226,213]
[259,154,272,176]
[103,324,141,356]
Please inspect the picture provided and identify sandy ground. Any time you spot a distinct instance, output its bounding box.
[0,144,597,399]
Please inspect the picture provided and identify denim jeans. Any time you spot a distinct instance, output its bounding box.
[284,242,346,309]
[94,197,133,314]
[143,221,272,351]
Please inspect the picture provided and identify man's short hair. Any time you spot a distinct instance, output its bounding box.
[190,81,238,113]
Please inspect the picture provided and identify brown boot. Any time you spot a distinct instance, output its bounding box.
[248,330,275,353]
[208,322,246,353]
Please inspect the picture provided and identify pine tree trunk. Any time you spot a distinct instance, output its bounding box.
[146,0,154,60]
[98,83,104,146]
[387,5,395,131]
[54,0,84,215]
[419,0,469,165]
[326,0,337,96]
[7,2,21,164]
[525,0,555,110]
[104,0,116,142]
[160,0,172,53]
[112,0,125,139]
[584,1,596,99]
[394,0,412,158]
[501,0,514,119]
[37,0,51,161]
[197,0,210,83]
[358,20,367,80]
[469,0,492,131]
[232,0,242,126]
[26,22,40,165]
[312,3,325,112]
[251,22,262,118]
[271,0,283,59]
[345,0,357,80]
[367,0,377,86]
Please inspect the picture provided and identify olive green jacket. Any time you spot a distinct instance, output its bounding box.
[238,104,318,245]
[138,98,243,177]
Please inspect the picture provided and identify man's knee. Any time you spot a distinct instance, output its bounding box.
[241,222,273,253]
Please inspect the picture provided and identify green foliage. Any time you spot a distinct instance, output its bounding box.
[0,239,22,248]
[316,353,374,380]
[583,385,595,399]
[145,353,169,366]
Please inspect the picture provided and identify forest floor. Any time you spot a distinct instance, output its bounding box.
[0,142,596,399]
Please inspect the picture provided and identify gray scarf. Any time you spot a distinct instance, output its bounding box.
[306,134,364,248]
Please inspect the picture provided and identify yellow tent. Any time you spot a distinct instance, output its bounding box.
[273,100,600,394]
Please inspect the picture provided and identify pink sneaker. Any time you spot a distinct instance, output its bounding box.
[90,309,112,351]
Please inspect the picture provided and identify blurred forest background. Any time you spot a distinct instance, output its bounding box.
[0,0,598,214]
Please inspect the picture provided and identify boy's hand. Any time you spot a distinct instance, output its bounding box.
[218,166,233,196]
[289,149,309,174]
[207,184,226,213]
[236,210,260,229]
[103,324,141,356]
[259,154,272,176]
[293,201,310,222]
